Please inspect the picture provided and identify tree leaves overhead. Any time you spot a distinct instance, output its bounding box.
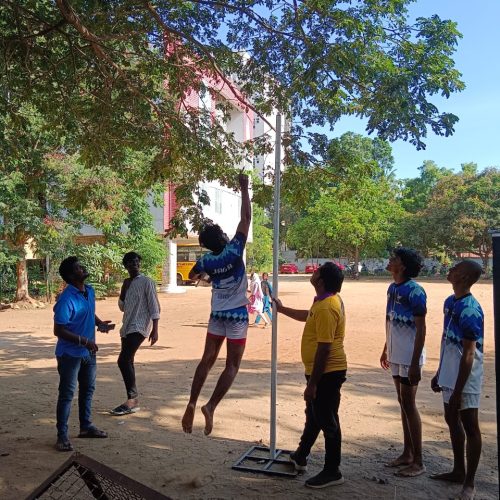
[2,1,463,175]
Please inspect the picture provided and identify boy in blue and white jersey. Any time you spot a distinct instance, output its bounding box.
[431,260,484,500]
[380,248,427,477]
[182,173,251,436]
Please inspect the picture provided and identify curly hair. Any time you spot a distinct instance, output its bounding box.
[198,223,228,252]
[393,247,423,279]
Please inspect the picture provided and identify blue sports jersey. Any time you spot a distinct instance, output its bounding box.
[437,293,484,393]
[54,284,96,357]
[386,279,427,365]
[192,232,249,312]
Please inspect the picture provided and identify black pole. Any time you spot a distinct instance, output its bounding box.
[491,229,500,496]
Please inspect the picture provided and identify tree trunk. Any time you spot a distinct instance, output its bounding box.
[14,257,32,302]
[481,254,489,274]
[354,247,360,277]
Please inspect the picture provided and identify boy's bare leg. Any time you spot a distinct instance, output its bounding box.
[182,335,224,433]
[386,378,414,467]
[201,340,246,436]
[396,383,425,476]
[459,408,481,498]
[430,403,466,483]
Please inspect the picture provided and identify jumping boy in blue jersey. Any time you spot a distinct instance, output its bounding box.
[430,260,484,500]
[380,248,427,477]
[182,173,251,436]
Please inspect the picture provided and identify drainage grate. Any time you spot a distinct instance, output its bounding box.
[26,453,170,500]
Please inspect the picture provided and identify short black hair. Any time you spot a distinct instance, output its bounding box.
[319,262,344,293]
[393,247,423,279]
[59,256,79,284]
[199,223,228,252]
[123,251,141,267]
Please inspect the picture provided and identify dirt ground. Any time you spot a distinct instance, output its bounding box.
[0,277,497,499]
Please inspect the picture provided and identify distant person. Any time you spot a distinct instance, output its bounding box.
[255,272,273,326]
[109,252,160,416]
[248,272,269,327]
[53,256,114,452]
[182,173,251,436]
[430,260,484,500]
[380,248,427,477]
[274,262,347,489]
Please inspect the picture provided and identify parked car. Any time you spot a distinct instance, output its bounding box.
[279,263,299,274]
[332,261,345,271]
[305,263,320,273]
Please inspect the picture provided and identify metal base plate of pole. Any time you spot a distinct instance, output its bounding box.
[232,445,298,477]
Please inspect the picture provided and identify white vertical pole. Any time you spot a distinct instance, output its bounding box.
[270,113,282,458]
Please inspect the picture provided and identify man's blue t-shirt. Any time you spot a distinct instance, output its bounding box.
[192,232,249,312]
[386,279,427,365]
[53,284,96,357]
[438,293,484,393]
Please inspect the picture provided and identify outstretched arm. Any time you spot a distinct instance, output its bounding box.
[273,298,309,322]
[236,173,251,238]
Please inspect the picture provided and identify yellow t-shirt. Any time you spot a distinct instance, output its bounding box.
[301,294,347,376]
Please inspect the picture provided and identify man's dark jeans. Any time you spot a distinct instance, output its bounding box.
[298,370,346,473]
[117,332,145,400]
[56,353,97,441]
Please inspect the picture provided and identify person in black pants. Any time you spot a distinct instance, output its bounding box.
[110,252,161,416]
[274,262,347,489]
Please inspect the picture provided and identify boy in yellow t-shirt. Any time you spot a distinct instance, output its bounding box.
[274,262,346,489]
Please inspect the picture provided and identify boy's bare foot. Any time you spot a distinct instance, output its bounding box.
[453,486,475,500]
[384,454,413,468]
[201,404,214,436]
[182,403,195,433]
[394,463,426,477]
[125,398,138,409]
[430,471,465,483]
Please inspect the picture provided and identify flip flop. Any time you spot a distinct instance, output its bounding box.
[109,404,140,416]
[78,427,108,438]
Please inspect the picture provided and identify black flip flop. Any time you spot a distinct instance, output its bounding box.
[109,404,140,416]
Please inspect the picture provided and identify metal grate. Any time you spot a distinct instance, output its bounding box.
[26,453,170,500]
[232,445,297,477]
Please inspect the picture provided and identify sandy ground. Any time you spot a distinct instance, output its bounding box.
[0,277,497,499]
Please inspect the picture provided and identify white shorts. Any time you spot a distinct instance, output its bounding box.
[390,363,422,379]
[442,387,480,410]
[208,307,248,343]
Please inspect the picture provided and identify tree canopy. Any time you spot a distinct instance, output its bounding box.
[2,0,464,225]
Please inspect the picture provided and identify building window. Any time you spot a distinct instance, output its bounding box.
[214,189,222,214]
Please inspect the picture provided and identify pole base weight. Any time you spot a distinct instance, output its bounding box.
[232,445,298,477]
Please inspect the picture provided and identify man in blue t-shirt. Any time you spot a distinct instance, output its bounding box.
[53,256,114,452]
[182,173,251,436]
[380,247,427,477]
[431,260,484,500]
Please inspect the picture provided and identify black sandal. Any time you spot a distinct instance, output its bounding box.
[78,427,108,438]
[55,440,74,452]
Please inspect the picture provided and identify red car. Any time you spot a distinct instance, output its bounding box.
[305,263,320,273]
[279,263,299,274]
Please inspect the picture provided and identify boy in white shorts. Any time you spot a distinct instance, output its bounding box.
[380,248,427,477]
[182,173,251,436]
[431,260,484,500]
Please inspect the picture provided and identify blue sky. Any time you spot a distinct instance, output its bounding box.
[332,0,500,179]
